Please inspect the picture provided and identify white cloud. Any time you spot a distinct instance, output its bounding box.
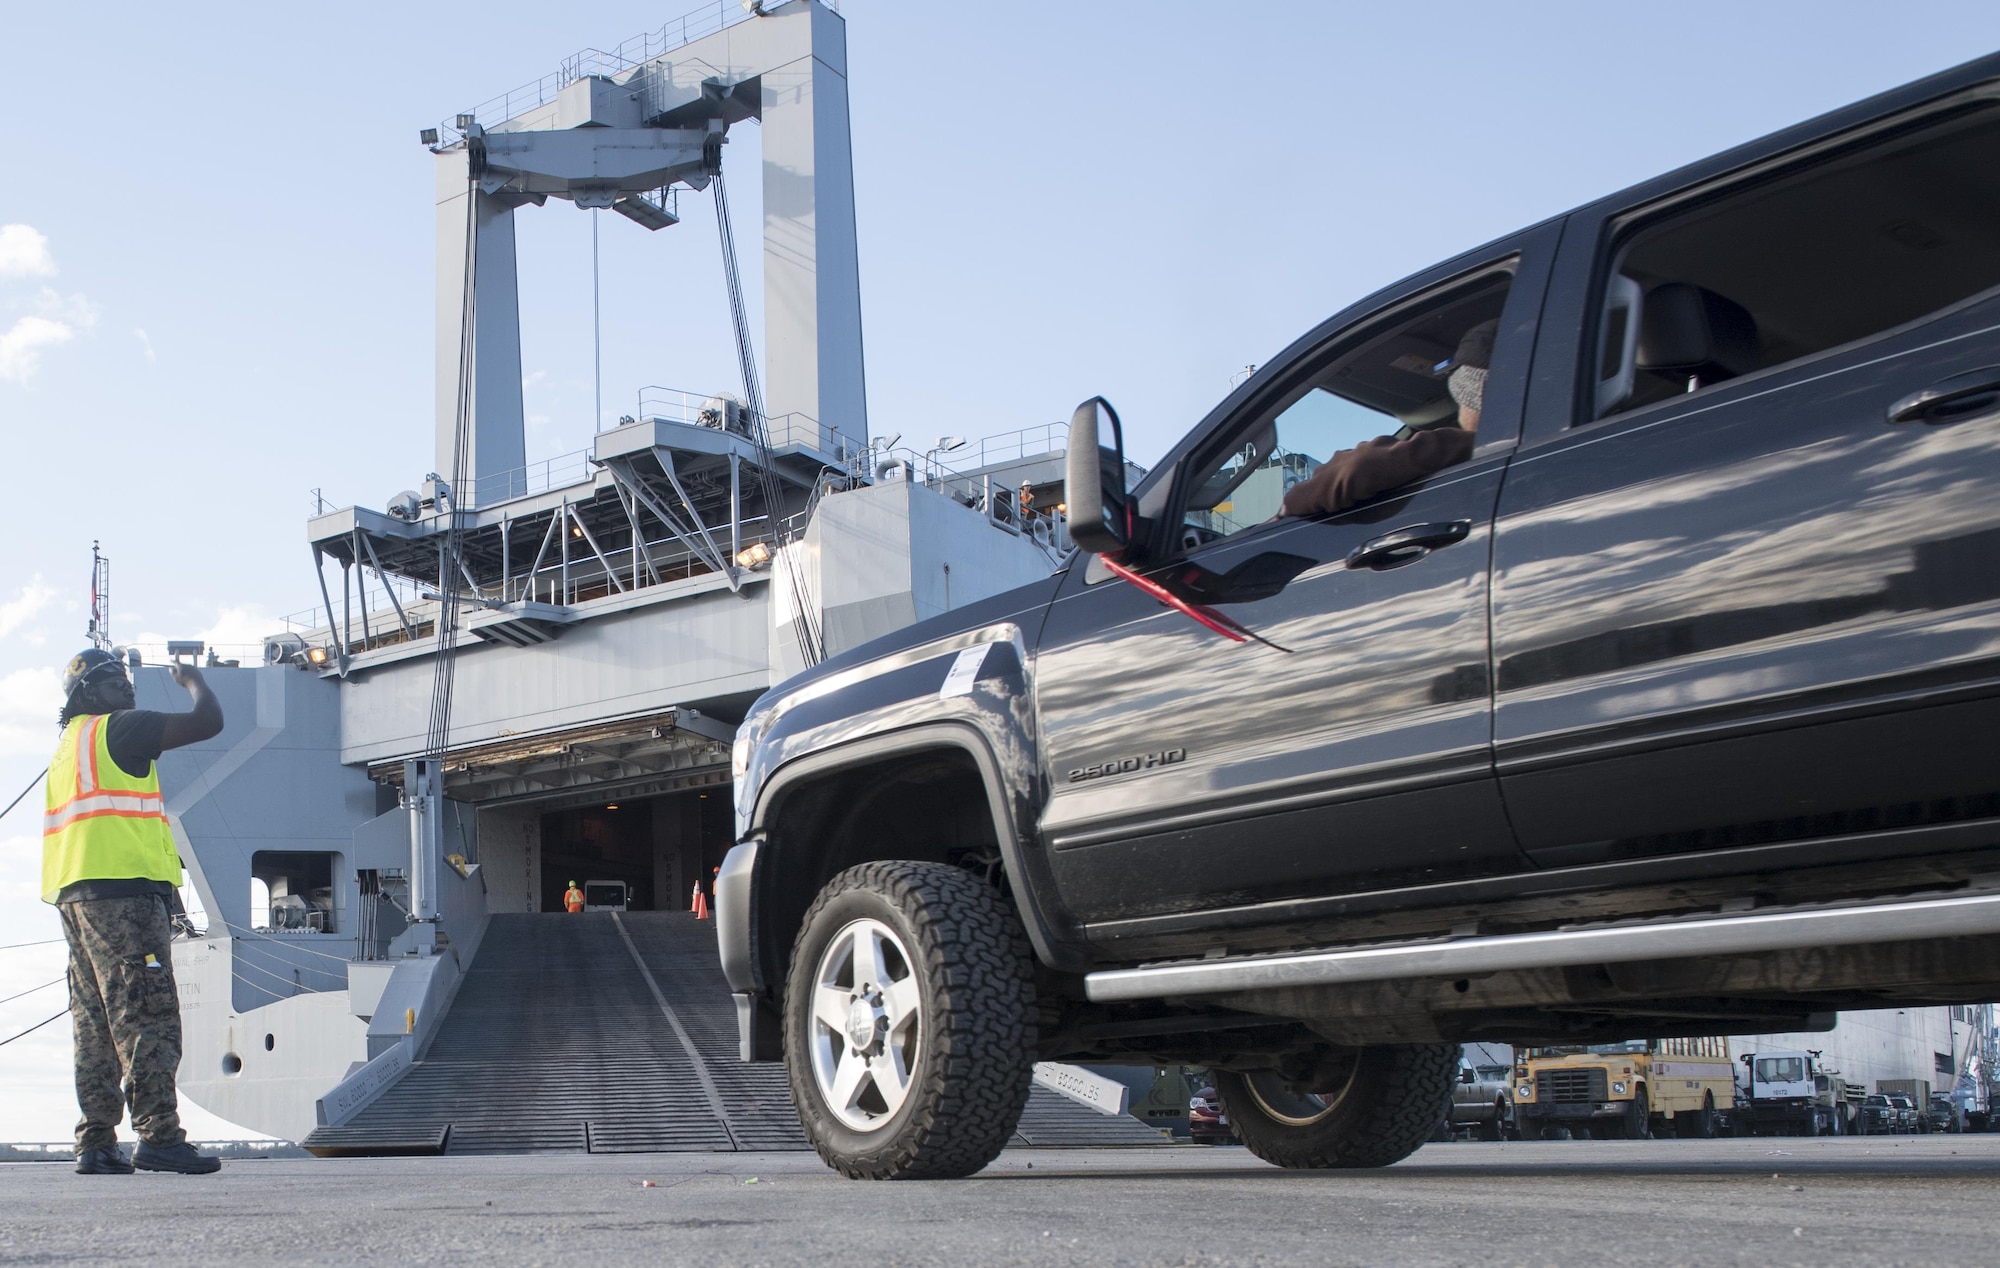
[0,290,99,384]
[0,224,56,278]
[32,287,97,329]
[0,316,75,383]
[134,328,156,362]
[0,578,55,638]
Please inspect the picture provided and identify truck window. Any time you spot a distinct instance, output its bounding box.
[1755,1056,1806,1083]
[1183,272,1514,539]
[1591,103,2000,419]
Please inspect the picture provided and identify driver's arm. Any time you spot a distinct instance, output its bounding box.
[1280,426,1476,518]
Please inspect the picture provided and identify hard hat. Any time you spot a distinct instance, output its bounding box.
[62,648,127,701]
[569,880,577,887]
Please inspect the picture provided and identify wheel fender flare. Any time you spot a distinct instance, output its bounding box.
[750,721,1086,976]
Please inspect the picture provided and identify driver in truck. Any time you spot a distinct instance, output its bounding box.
[1279,318,1493,518]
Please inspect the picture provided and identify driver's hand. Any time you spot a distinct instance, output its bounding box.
[168,662,201,689]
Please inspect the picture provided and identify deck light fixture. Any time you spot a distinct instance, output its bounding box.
[735,542,773,570]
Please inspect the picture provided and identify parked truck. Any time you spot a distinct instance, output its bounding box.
[1446,1046,1515,1142]
[1734,1051,1863,1136]
[1880,1078,1934,1130]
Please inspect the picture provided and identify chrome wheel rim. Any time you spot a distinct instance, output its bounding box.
[808,917,922,1132]
[1242,1052,1361,1127]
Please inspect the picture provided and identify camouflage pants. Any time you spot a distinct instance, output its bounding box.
[60,894,186,1154]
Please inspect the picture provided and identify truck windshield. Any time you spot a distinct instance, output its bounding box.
[1584,1041,1650,1055]
[1756,1057,1806,1082]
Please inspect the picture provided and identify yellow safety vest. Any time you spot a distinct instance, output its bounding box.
[41,714,180,903]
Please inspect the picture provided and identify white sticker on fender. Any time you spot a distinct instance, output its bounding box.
[939,643,992,699]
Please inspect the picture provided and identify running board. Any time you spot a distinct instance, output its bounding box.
[1082,891,2000,1003]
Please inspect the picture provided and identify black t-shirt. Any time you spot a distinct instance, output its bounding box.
[57,709,175,905]
[104,709,169,780]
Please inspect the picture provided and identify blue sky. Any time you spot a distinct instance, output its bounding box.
[1,0,1996,1140]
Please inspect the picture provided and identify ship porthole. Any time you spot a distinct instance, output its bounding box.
[264,1033,275,1052]
[222,1052,242,1076]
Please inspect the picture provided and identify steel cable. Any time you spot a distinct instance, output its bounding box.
[713,170,823,668]
[218,922,359,965]
[0,938,65,952]
[227,954,308,998]
[426,159,482,769]
[227,971,290,1005]
[0,976,63,1007]
[0,1009,67,1049]
[0,767,47,825]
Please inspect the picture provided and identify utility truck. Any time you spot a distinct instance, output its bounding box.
[1734,1050,1861,1136]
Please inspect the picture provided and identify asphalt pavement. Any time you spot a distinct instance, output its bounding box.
[2,1133,1995,1266]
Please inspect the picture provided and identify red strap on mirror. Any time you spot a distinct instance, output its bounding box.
[1100,556,1291,652]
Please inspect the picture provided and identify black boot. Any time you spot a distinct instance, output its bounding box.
[75,1146,134,1175]
[133,1141,221,1174]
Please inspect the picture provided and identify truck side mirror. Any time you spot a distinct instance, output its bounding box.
[1460,1067,1476,1084]
[1065,396,1131,556]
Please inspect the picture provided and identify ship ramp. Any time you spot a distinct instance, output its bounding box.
[304,912,1163,1156]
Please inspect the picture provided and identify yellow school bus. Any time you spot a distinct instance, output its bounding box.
[1513,1037,1735,1140]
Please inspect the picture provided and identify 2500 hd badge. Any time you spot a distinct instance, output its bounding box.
[1068,748,1187,783]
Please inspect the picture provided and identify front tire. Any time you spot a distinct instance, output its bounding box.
[783,861,1036,1180]
[1215,1043,1457,1169]
[1477,1102,1506,1142]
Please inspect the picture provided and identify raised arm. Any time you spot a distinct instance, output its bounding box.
[161,663,225,750]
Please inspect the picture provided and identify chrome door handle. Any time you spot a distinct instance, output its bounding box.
[1888,367,2000,425]
[1345,520,1471,571]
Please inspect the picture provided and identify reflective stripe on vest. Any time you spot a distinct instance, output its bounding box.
[42,714,180,903]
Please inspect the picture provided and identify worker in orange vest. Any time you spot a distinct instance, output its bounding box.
[564,881,585,913]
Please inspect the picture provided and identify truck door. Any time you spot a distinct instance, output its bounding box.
[1490,96,2000,867]
[1034,230,1557,936]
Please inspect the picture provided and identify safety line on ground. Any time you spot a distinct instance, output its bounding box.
[611,911,741,1150]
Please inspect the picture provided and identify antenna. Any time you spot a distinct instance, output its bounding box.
[86,541,111,650]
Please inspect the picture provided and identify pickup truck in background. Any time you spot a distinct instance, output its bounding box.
[718,52,2000,1179]
[1446,1046,1515,1142]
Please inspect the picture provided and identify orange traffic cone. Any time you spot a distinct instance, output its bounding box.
[694,888,710,921]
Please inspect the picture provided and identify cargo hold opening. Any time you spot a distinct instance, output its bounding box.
[534,790,734,914]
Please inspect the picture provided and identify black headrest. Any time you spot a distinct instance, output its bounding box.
[1636,283,1759,377]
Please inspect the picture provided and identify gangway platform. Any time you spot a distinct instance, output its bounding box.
[304,913,1165,1157]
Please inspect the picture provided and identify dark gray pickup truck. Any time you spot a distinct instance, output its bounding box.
[718,53,2000,1179]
